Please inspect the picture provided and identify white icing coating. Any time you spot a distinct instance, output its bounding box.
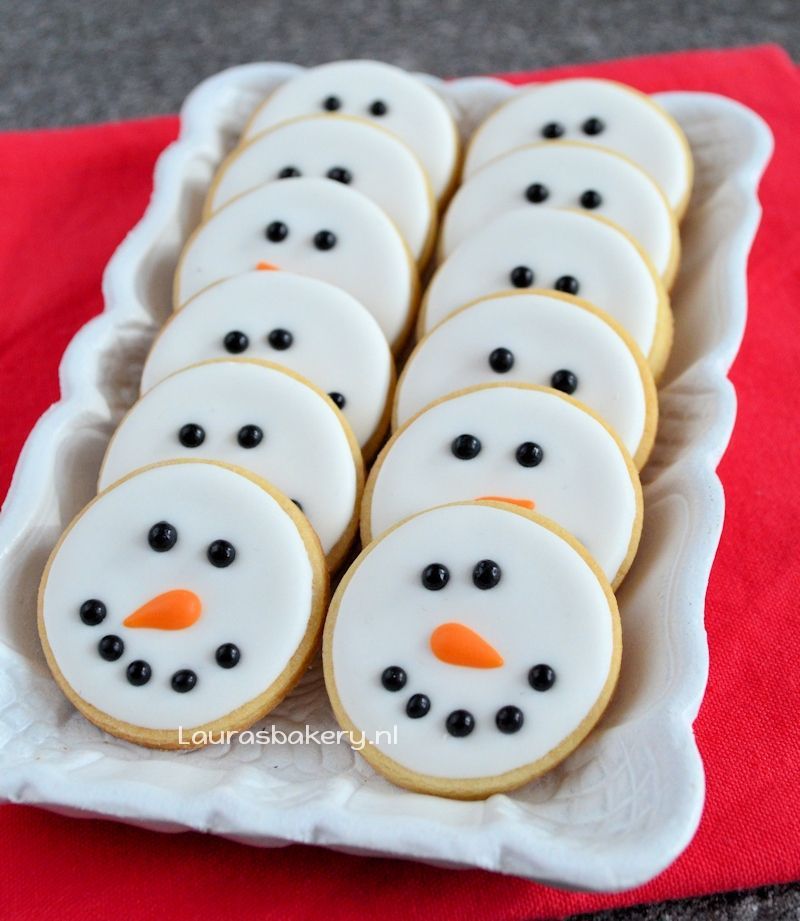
[329,502,616,779]
[208,115,435,263]
[421,207,663,361]
[441,142,677,280]
[99,360,361,563]
[142,271,393,452]
[42,461,319,730]
[242,60,458,201]
[175,177,416,350]
[366,385,639,584]
[396,292,651,463]
[464,78,691,213]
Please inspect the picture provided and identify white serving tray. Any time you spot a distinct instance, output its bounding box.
[0,64,772,891]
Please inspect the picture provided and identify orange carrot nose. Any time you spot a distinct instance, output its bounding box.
[123,589,202,630]
[476,495,535,510]
[256,260,280,271]
[430,622,504,669]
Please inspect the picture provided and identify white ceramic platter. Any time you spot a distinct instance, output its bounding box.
[0,64,772,891]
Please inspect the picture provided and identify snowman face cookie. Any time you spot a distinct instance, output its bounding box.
[207,115,436,265]
[464,78,693,217]
[39,460,328,748]
[364,384,642,588]
[242,60,459,202]
[324,501,621,798]
[142,272,394,458]
[420,207,672,381]
[441,141,679,286]
[174,177,418,351]
[99,360,363,571]
[396,291,657,469]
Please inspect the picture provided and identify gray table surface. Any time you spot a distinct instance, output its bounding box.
[2,1,797,918]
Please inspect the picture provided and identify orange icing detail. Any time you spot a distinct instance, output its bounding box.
[430,622,504,669]
[256,260,280,271]
[123,589,202,630]
[476,495,535,510]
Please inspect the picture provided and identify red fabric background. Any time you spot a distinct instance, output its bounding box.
[1,45,798,920]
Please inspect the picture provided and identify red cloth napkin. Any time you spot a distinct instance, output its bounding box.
[1,44,798,921]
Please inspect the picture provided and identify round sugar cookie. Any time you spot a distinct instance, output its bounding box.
[142,271,394,459]
[206,115,436,265]
[363,383,642,589]
[441,141,679,286]
[39,460,328,749]
[464,78,693,217]
[174,177,418,352]
[324,500,621,799]
[242,60,459,203]
[99,360,364,571]
[395,291,657,469]
[420,207,672,381]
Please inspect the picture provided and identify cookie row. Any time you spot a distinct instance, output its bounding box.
[325,75,693,797]
[37,62,455,753]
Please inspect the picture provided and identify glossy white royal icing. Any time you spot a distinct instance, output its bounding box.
[464,78,691,213]
[329,502,616,779]
[42,461,321,730]
[141,271,393,452]
[441,141,677,280]
[207,115,435,263]
[421,207,665,362]
[365,384,640,584]
[396,291,653,464]
[175,177,417,350]
[242,60,459,202]
[99,360,361,564]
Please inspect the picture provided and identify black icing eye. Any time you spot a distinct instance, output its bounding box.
[381,666,407,691]
[126,660,151,686]
[473,559,501,590]
[216,643,241,668]
[489,347,514,373]
[237,425,263,448]
[510,265,534,288]
[579,189,602,209]
[322,95,341,111]
[79,599,106,626]
[582,116,605,135]
[313,229,337,251]
[525,182,549,204]
[516,442,544,467]
[328,391,346,409]
[554,275,580,295]
[98,634,124,661]
[278,166,301,179]
[265,221,289,242]
[421,563,450,591]
[451,434,481,460]
[541,121,564,139]
[446,709,475,737]
[223,331,249,354]
[171,669,197,693]
[208,539,236,568]
[406,694,430,718]
[496,705,524,734]
[148,521,177,552]
[326,166,352,184]
[551,369,578,394]
[369,99,388,116]
[179,423,205,448]
[267,328,293,350]
[529,663,556,691]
